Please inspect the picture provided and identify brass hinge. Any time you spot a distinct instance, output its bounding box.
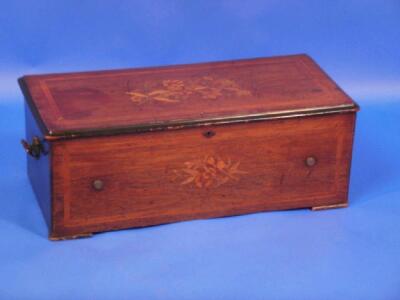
[21,136,46,159]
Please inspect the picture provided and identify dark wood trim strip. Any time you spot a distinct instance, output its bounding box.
[44,103,359,141]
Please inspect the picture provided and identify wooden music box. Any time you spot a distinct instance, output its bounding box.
[19,54,359,240]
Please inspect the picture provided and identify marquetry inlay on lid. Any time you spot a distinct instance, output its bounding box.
[19,54,358,138]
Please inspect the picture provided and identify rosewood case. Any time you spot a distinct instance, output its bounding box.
[19,54,359,240]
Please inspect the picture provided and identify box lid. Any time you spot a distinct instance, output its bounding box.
[19,54,358,140]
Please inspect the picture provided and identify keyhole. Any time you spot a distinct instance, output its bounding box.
[203,130,216,138]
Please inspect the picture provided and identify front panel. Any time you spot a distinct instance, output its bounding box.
[51,113,355,238]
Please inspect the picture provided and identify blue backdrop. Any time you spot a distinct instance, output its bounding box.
[1,1,399,299]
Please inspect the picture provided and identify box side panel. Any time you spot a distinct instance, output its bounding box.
[344,112,357,203]
[50,112,355,238]
[312,112,356,210]
[24,103,52,229]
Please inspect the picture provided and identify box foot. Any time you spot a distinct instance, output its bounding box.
[311,203,348,211]
[49,232,93,241]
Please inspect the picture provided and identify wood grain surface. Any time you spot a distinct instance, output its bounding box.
[50,112,356,239]
[25,105,52,227]
[19,55,359,239]
[19,54,356,136]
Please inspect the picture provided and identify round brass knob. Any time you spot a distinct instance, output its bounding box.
[305,156,317,167]
[92,179,104,191]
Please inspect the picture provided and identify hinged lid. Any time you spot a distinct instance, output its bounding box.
[19,54,358,140]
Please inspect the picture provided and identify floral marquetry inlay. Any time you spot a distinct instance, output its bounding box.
[126,76,252,104]
[171,156,247,188]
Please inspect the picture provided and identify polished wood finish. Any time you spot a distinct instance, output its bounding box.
[48,113,354,237]
[24,105,52,227]
[19,54,356,138]
[19,54,359,239]
[50,113,355,239]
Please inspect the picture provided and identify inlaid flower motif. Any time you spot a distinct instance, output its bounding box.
[126,76,252,104]
[162,79,184,91]
[172,156,247,188]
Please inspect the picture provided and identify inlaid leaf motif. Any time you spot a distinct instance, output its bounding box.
[126,76,252,104]
[172,156,247,188]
